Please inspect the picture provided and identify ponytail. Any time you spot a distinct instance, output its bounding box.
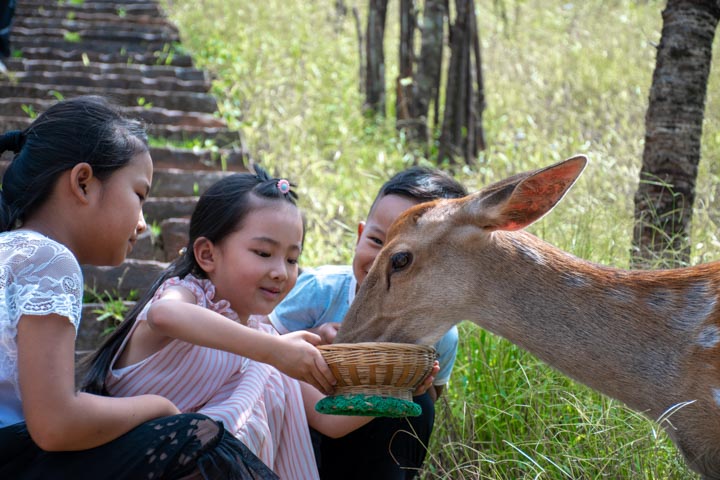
[0,130,25,154]
[0,130,26,231]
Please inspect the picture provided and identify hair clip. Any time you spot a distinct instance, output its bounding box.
[178,247,187,256]
[277,179,291,195]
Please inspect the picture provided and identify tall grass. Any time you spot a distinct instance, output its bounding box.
[160,0,719,477]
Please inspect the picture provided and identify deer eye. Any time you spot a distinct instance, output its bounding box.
[390,251,413,272]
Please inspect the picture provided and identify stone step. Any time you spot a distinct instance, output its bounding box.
[149,146,249,171]
[157,218,190,262]
[12,26,180,46]
[66,0,158,3]
[143,112,232,135]
[16,46,193,67]
[125,217,189,261]
[11,36,175,56]
[23,0,161,5]
[0,99,226,129]
[17,1,161,17]
[151,125,241,144]
[17,16,179,35]
[0,147,249,172]
[143,196,199,224]
[81,220,192,296]
[5,58,207,82]
[125,107,229,129]
[18,8,170,27]
[0,84,218,112]
[62,0,159,3]
[2,71,209,93]
[152,168,235,197]
[125,217,190,262]
[127,230,164,262]
[0,115,239,143]
[82,258,169,299]
[126,217,190,262]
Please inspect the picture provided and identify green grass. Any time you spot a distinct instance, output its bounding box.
[159,0,719,477]
[425,325,692,479]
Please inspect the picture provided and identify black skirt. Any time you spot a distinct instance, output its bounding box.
[0,413,279,480]
[312,392,435,480]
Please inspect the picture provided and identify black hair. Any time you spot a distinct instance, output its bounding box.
[0,95,148,232]
[369,165,468,213]
[81,164,300,395]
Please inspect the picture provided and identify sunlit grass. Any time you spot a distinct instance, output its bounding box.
[159,0,719,477]
[427,324,691,479]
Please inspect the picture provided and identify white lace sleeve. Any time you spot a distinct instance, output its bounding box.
[0,232,84,410]
[3,234,83,332]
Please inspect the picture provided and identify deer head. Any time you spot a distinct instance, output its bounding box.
[336,155,588,346]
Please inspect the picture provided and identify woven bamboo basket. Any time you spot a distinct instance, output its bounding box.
[318,342,437,402]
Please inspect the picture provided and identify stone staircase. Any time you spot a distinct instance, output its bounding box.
[0,0,249,352]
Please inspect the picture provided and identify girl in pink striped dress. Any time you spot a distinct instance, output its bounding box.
[82,167,373,478]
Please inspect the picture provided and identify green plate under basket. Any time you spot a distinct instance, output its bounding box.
[315,394,422,418]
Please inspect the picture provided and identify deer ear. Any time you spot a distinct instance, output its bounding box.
[466,155,588,231]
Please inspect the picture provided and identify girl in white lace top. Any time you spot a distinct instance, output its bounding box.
[0,96,278,479]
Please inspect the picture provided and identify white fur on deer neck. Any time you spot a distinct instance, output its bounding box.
[698,325,720,349]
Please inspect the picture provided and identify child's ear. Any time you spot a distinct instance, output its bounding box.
[69,163,94,204]
[355,221,365,245]
[193,237,216,273]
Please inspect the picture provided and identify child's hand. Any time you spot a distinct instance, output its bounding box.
[274,330,337,395]
[413,360,440,396]
[309,322,341,345]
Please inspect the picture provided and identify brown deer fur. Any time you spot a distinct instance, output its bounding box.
[335,156,720,479]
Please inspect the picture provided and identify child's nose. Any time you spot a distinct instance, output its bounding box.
[270,261,288,280]
[136,211,148,234]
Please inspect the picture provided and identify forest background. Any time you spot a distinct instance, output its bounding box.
[159,0,719,478]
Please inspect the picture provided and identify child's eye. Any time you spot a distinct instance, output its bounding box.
[253,250,271,258]
[137,193,146,202]
[287,258,299,265]
[369,236,383,246]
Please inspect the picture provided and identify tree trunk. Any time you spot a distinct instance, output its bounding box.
[396,0,417,134]
[365,0,389,115]
[632,0,720,268]
[353,7,365,95]
[469,2,487,152]
[406,0,447,144]
[438,0,485,165]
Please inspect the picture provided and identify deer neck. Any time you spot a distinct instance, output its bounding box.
[471,230,720,414]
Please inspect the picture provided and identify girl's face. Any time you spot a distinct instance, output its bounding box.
[208,200,303,320]
[86,150,153,266]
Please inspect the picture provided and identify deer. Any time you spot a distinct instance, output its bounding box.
[334,155,720,479]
